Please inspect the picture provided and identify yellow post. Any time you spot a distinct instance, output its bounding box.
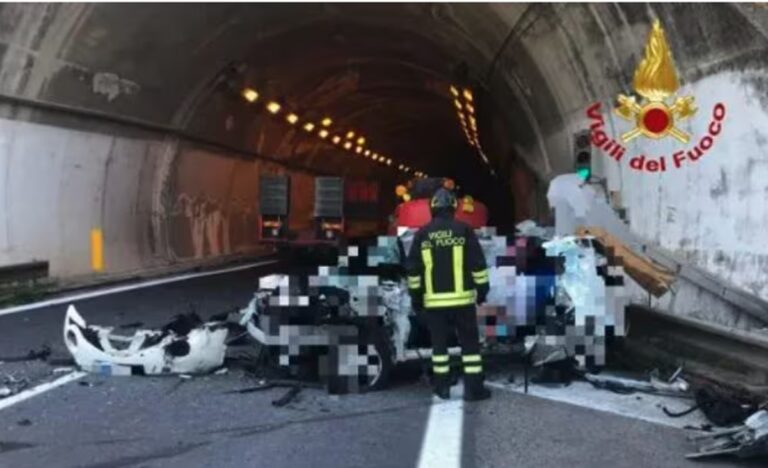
[91,228,104,272]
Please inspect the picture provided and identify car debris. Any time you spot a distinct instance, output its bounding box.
[583,369,690,397]
[0,374,30,399]
[226,379,323,395]
[686,409,768,459]
[240,230,628,394]
[0,345,52,363]
[226,379,320,406]
[272,386,302,407]
[64,305,228,376]
[666,386,757,427]
[78,380,104,388]
[224,380,320,407]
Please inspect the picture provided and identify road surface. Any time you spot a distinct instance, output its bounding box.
[0,265,759,468]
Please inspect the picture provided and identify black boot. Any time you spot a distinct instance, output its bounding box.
[432,372,451,400]
[464,374,491,401]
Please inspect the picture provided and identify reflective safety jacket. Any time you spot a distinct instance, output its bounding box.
[406,216,490,309]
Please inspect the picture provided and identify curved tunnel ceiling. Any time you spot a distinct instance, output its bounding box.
[1,4,515,184]
[2,2,768,222]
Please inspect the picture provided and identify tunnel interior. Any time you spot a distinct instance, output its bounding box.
[2,2,768,316]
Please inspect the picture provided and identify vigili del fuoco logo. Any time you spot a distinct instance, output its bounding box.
[586,20,726,172]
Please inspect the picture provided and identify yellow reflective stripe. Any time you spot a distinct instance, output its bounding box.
[453,244,464,293]
[421,249,434,297]
[425,290,475,301]
[433,365,450,374]
[407,276,421,289]
[473,277,489,285]
[472,269,488,279]
[432,355,449,363]
[464,365,483,374]
[425,296,475,308]
[462,355,482,363]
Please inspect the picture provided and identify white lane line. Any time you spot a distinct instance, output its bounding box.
[486,380,709,429]
[0,371,86,411]
[416,395,464,468]
[0,259,277,317]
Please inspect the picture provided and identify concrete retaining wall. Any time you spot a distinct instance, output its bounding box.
[0,116,320,279]
[484,4,768,323]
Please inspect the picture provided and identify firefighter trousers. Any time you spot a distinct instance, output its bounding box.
[423,305,483,378]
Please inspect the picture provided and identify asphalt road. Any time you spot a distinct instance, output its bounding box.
[0,265,760,468]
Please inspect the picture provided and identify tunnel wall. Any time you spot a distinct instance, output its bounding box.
[0,115,330,279]
[484,4,768,323]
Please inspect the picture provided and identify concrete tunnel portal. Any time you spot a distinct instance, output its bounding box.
[2,3,768,356]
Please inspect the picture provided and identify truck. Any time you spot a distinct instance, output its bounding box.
[257,174,389,263]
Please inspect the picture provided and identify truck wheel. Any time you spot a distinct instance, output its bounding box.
[358,324,393,392]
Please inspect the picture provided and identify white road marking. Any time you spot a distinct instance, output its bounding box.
[487,379,709,429]
[416,389,464,468]
[0,259,277,317]
[0,371,86,411]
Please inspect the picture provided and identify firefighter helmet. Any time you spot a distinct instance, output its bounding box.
[430,188,458,211]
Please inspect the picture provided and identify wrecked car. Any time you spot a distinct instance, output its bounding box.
[64,305,228,375]
[239,228,627,392]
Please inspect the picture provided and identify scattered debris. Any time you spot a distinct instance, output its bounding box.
[0,374,30,399]
[52,367,75,374]
[674,386,757,427]
[64,305,228,376]
[687,409,768,459]
[78,380,104,388]
[226,380,304,407]
[0,345,52,363]
[584,369,689,397]
[225,379,322,395]
[16,419,32,426]
[272,386,302,407]
[214,368,228,375]
[663,404,701,418]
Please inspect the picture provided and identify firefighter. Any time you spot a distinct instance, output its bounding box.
[406,188,491,401]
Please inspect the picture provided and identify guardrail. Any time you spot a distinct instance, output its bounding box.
[0,261,49,285]
[622,304,768,401]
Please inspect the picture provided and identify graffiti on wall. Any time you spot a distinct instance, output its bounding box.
[169,192,256,260]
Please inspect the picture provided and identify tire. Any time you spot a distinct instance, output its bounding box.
[357,323,394,392]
